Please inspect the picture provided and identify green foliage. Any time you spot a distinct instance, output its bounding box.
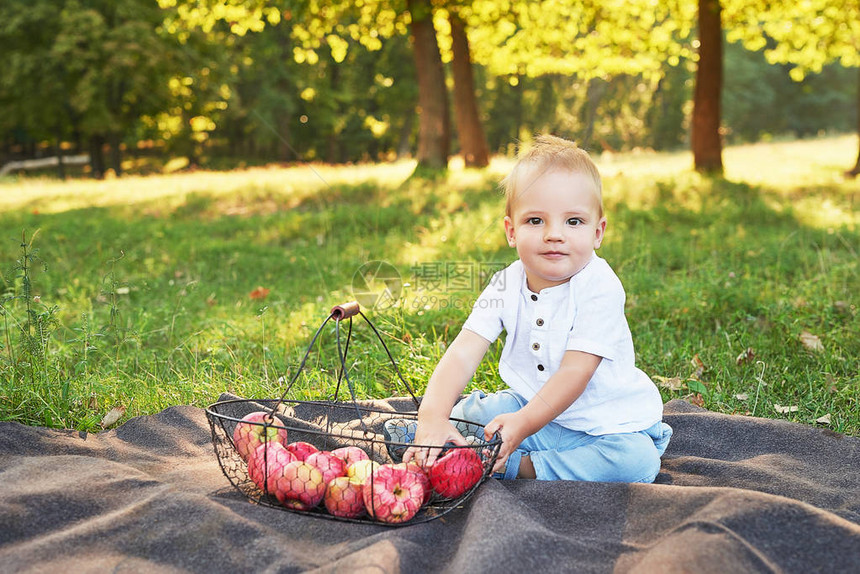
[725,0,860,77]
[465,0,695,81]
[0,0,187,152]
[1,231,63,424]
[644,60,691,151]
[1,0,858,168]
[723,40,856,142]
[0,1,70,139]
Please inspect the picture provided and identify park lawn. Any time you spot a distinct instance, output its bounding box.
[0,135,857,435]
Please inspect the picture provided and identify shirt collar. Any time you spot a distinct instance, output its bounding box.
[519,252,597,301]
[520,274,570,302]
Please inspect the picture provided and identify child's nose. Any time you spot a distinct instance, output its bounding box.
[544,224,564,241]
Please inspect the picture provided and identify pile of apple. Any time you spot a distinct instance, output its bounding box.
[231,411,485,524]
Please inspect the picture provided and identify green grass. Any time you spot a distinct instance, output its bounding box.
[0,136,857,435]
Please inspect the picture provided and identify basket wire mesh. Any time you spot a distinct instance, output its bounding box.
[205,302,501,526]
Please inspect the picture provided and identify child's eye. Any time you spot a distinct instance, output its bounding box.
[527,217,543,225]
[567,217,584,226]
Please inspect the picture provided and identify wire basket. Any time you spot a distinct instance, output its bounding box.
[205,301,501,526]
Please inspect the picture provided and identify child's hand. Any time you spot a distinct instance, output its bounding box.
[402,419,468,469]
[483,412,530,474]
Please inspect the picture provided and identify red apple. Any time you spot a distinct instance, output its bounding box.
[428,447,484,499]
[346,459,380,484]
[271,460,326,509]
[247,441,297,494]
[305,451,347,485]
[232,411,288,462]
[363,463,425,523]
[285,441,319,461]
[331,445,369,466]
[324,475,366,518]
[398,461,433,505]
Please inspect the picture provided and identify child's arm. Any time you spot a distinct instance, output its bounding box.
[483,350,601,474]
[402,329,491,468]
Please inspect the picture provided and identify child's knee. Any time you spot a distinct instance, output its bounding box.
[603,433,662,483]
[451,390,524,426]
[449,391,482,429]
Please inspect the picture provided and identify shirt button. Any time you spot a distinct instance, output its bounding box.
[536,318,544,326]
[530,294,538,301]
[532,342,540,351]
[537,364,545,371]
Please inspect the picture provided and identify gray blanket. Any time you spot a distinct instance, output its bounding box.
[1,398,858,573]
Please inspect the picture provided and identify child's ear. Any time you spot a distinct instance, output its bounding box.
[593,217,607,249]
[504,216,516,247]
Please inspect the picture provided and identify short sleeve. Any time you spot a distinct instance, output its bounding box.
[461,269,508,343]
[565,262,630,362]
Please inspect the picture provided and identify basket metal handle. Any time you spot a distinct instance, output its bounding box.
[270,300,421,421]
[330,301,360,321]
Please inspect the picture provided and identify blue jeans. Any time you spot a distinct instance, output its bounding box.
[450,390,672,482]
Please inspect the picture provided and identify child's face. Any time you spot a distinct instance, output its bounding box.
[504,168,606,292]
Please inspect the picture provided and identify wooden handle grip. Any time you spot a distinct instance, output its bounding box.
[330,301,360,321]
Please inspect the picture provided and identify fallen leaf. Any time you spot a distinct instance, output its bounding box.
[100,405,126,429]
[654,376,684,391]
[249,286,270,300]
[833,301,850,314]
[815,413,832,425]
[773,404,799,414]
[735,347,755,365]
[799,331,824,352]
[689,393,705,408]
[87,395,98,410]
[691,354,705,379]
[734,393,749,401]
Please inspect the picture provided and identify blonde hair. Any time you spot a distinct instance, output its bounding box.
[502,135,603,218]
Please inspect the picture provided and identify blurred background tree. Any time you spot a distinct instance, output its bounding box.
[0,0,188,177]
[726,0,860,175]
[0,0,856,177]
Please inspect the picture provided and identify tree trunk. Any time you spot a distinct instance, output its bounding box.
[406,0,450,170]
[326,61,341,164]
[72,124,83,154]
[276,24,293,163]
[847,66,860,177]
[512,76,523,145]
[397,109,415,159]
[108,132,122,176]
[449,12,489,168]
[55,132,65,180]
[276,100,293,163]
[90,135,106,179]
[692,0,724,174]
[581,78,606,150]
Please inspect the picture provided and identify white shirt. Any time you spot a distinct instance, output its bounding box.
[462,254,663,435]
